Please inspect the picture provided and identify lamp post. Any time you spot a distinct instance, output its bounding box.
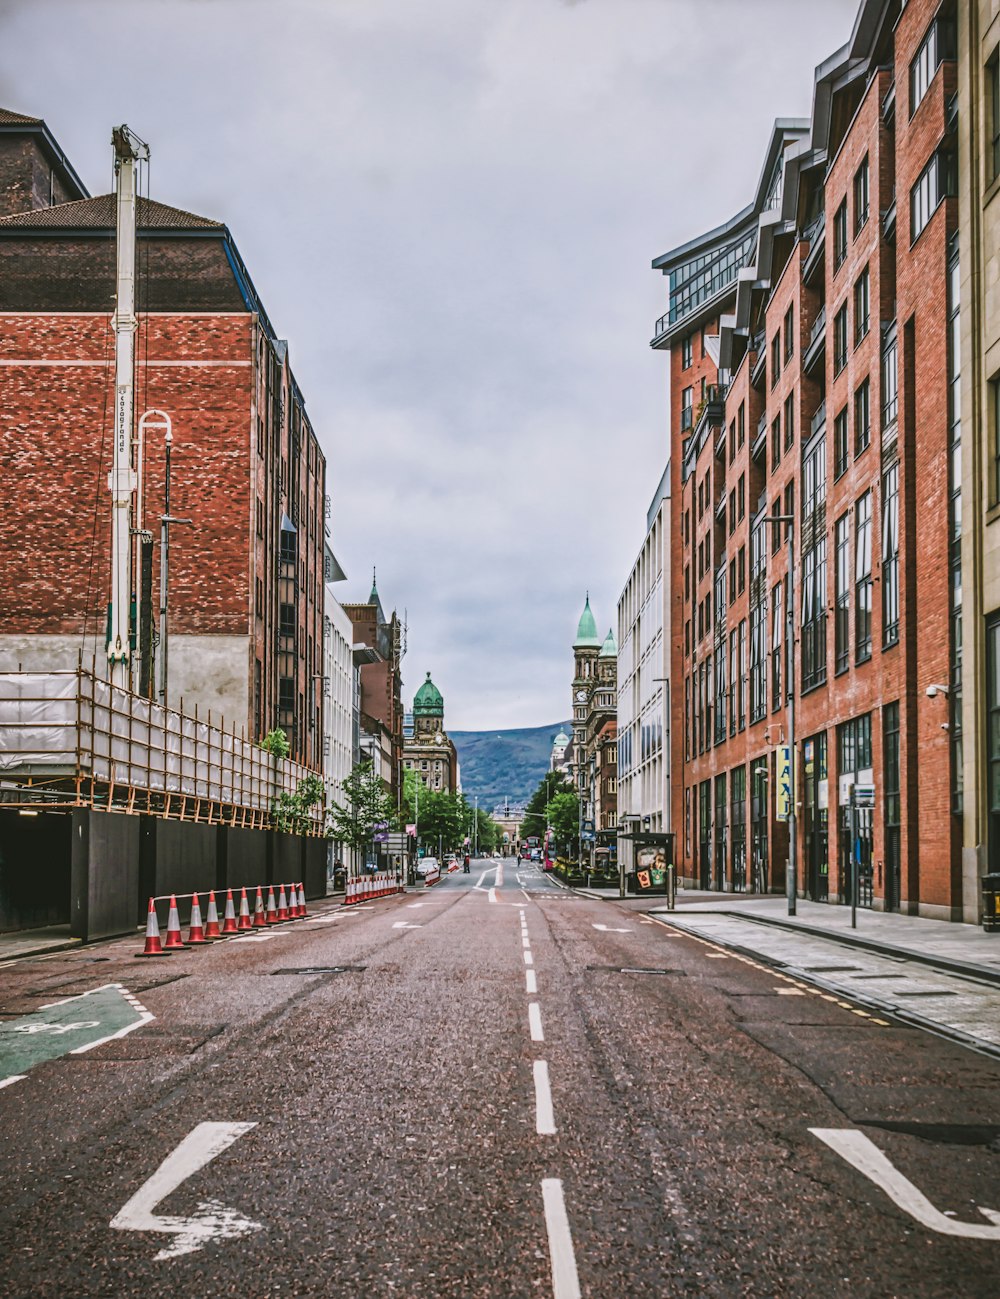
[762,512,796,916]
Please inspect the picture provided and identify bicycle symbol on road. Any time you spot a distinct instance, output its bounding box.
[7,1021,101,1036]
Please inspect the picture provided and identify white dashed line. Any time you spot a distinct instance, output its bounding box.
[533,1060,556,1134]
[524,951,534,965]
[542,1179,581,1299]
[526,969,537,994]
[528,1002,544,1042]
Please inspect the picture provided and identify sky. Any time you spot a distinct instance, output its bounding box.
[0,0,858,729]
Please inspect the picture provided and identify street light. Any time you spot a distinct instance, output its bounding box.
[762,512,796,916]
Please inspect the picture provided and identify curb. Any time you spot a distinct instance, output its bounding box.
[0,937,84,963]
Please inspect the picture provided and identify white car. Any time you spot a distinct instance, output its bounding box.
[416,857,439,877]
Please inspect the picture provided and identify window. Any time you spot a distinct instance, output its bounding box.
[771,579,783,710]
[771,416,781,471]
[771,497,781,555]
[770,333,781,388]
[738,546,746,594]
[834,406,848,479]
[714,640,727,745]
[255,576,264,619]
[681,387,693,432]
[882,462,899,647]
[750,601,767,724]
[855,490,873,663]
[728,419,737,462]
[783,306,794,362]
[682,336,693,369]
[280,526,297,566]
[853,266,870,345]
[833,199,848,270]
[853,156,869,235]
[728,558,736,607]
[801,436,827,692]
[854,378,871,455]
[729,489,737,535]
[279,602,296,637]
[738,473,746,521]
[783,391,795,452]
[783,482,794,544]
[835,513,850,674]
[911,150,956,242]
[256,497,264,539]
[881,331,898,429]
[279,676,295,712]
[833,304,848,374]
[988,617,1000,867]
[910,13,955,117]
[990,50,1000,183]
[738,619,747,732]
[737,402,745,449]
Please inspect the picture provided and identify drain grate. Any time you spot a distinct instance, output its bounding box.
[586,964,685,976]
[271,966,365,976]
[891,989,956,997]
[800,965,862,973]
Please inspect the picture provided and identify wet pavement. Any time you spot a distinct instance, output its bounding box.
[0,860,997,1297]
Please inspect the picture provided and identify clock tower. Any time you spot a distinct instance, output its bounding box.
[402,672,459,794]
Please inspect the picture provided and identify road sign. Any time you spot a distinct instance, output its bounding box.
[581,831,595,843]
[0,984,152,1086]
[776,745,791,821]
[852,783,875,808]
[582,820,595,832]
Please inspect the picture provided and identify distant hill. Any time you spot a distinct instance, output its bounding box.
[451,721,572,812]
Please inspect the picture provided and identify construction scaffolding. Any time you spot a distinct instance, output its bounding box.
[0,669,324,833]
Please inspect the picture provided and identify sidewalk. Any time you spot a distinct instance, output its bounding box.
[0,924,81,964]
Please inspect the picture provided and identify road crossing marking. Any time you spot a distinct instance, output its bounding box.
[526,970,537,994]
[533,1061,555,1135]
[528,1002,544,1042]
[541,1179,581,1299]
[811,1128,1000,1240]
[111,1122,261,1259]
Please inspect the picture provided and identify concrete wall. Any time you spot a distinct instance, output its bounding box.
[222,826,268,891]
[71,809,139,942]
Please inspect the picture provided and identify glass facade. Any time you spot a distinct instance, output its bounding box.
[667,230,757,327]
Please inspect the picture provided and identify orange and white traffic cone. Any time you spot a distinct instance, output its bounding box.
[253,887,267,928]
[276,885,289,922]
[237,887,252,930]
[136,897,170,957]
[163,895,188,950]
[204,890,222,939]
[265,886,278,924]
[187,892,208,944]
[292,883,304,918]
[297,883,307,919]
[221,888,239,935]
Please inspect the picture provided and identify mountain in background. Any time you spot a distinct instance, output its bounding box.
[451,721,572,812]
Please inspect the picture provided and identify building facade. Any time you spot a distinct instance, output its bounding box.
[342,576,405,804]
[402,672,458,794]
[0,109,327,769]
[323,578,356,870]
[652,0,969,918]
[571,597,618,867]
[617,464,671,836]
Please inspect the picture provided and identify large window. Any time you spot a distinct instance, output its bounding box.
[833,304,848,374]
[883,701,901,910]
[911,149,956,242]
[834,405,848,479]
[737,619,747,732]
[731,766,747,893]
[854,377,871,455]
[910,13,955,116]
[681,386,693,432]
[682,336,693,369]
[714,639,728,746]
[784,391,795,452]
[835,512,850,674]
[833,199,848,270]
[771,578,783,711]
[783,306,794,362]
[853,266,870,345]
[882,462,899,647]
[801,437,827,691]
[729,627,738,738]
[855,490,873,663]
[881,330,898,429]
[750,603,767,724]
[853,155,869,235]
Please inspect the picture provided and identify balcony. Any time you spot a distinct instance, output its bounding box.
[810,400,826,438]
[680,405,693,433]
[652,310,671,347]
[802,305,826,377]
[801,214,826,286]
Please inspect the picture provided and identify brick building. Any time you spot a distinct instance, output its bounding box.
[342,575,405,804]
[651,0,966,918]
[402,673,459,795]
[0,110,327,768]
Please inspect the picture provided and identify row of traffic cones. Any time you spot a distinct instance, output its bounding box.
[344,872,403,907]
[138,884,308,956]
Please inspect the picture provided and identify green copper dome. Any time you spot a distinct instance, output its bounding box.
[599,628,617,659]
[574,595,601,648]
[413,672,444,717]
[553,730,570,747]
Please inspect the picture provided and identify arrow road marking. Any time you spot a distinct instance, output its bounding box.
[111,1122,261,1260]
[811,1128,1000,1240]
[592,923,632,933]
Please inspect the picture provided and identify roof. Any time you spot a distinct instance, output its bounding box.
[0,108,42,125]
[0,193,223,231]
[553,731,570,747]
[599,629,617,659]
[0,107,89,204]
[574,596,601,648]
[413,672,444,716]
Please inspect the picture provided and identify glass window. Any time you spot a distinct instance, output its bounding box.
[881,332,898,428]
[833,199,848,270]
[990,51,1000,183]
[882,462,899,647]
[834,406,849,479]
[833,304,848,374]
[853,156,869,235]
[854,378,871,455]
[771,579,783,710]
[783,306,794,362]
[854,266,870,345]
[835,513,850,674]
[784,391,795,451]
[750,601,767,723]
[855,490,873,663]
[682,336,693,369]
[681,386,693,432]
[771,333,781,388]
[771,416,781,471]
[910,15,955,117]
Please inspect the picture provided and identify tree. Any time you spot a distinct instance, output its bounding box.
[272,773,325,835]
[520,770,574,843]
[401,769,466,855]
[545,791,580,854]
[326,759,396,857]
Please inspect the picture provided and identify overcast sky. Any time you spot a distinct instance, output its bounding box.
[1,0,857,730]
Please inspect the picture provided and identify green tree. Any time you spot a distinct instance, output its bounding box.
[416,788,465,854]
[545,790,580,854]
[326,759,396,856]
[520,770,574,844]
[272,772,325,835]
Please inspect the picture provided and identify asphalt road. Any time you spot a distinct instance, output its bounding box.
[0,860,997,1298]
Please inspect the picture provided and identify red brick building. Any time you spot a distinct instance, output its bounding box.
[0,110,327,768]
[653,0,963,918]
[342,577,405,804]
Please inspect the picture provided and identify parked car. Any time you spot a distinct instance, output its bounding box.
[530,849,541,862]
[416,857,439,877]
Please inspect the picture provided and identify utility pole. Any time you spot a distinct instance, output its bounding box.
[474,793,479,858]
[108,125,149,689]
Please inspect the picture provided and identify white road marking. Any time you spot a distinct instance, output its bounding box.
[533,1061,556,1135]
[0,1075,26,1090]
[522,934,531,948]
[489,888,499,905]
[392,922,422,929]
[528,1002,544,1042]
[526,970,537,994]
[406,904,427,909]
[524,951,534,965]
[229,934,278,943]
[706,953,728,959]
[811,1128,1000,1239]
[110,1122,261,1260]
[541,1179,581,1299]
[592,924,632,933]
[776,988,806,996]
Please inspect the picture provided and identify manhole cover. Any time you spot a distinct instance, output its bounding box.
[271,966,364,976]
[586,965,684,976]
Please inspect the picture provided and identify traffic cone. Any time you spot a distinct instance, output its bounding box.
[163,895,188,950]
[253,887,267,928]
[297,883,307,919]
[276,885,289,921]
[292,883,304,918]
[204,890,222,939]
[221,888,239,934]
[187,892,208,945]
[237,887,252,930]
[136,897,170,957]
[265,886,278,924]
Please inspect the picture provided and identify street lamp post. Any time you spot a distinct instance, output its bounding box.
[763,512,796,917]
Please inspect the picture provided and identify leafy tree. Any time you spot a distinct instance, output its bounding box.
[416,788,465,853]
[472,806,499,853]
[520,770,574,844]
[272,772,325,835]
[261,727,290,759]
[326,759,396,855]
[545,791,580,854]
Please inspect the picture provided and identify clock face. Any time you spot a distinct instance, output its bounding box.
[576,690,587,702]
[434,734,443,744]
